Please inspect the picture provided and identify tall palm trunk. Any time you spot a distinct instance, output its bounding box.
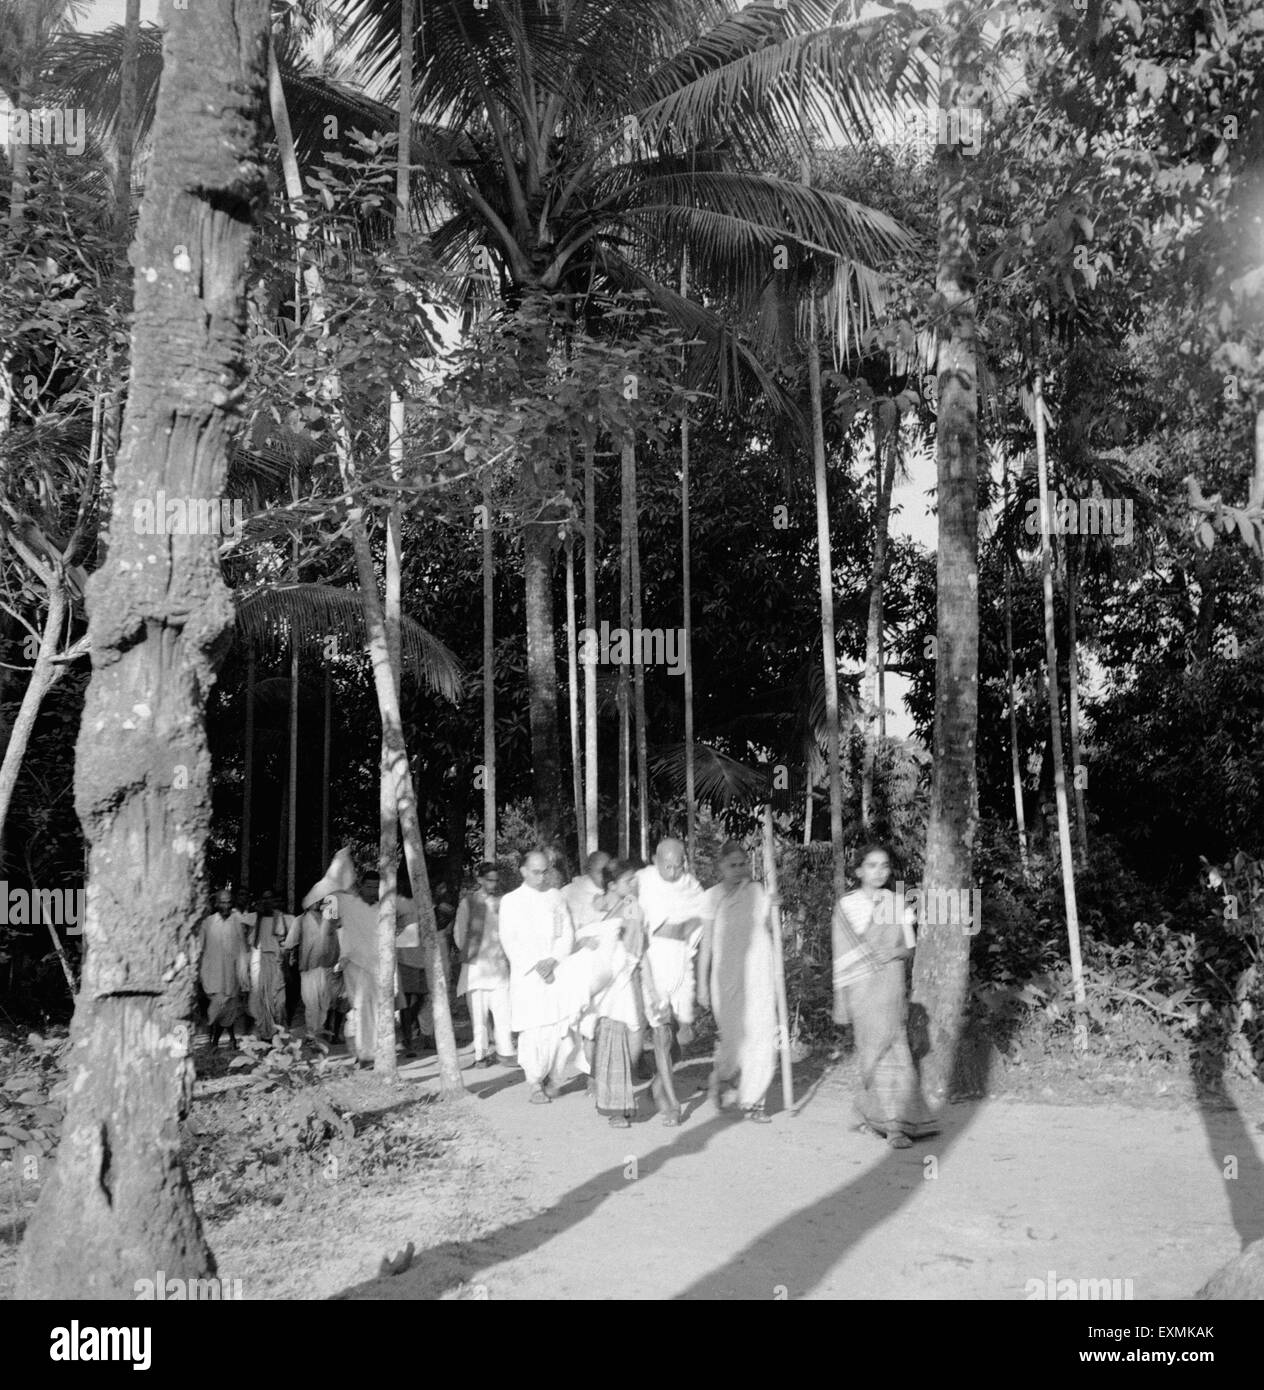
[287,639,299,910]
[909,104,980,1102]
[372,0,415,1079]
[524,515,563,844]
[582,439,598,855]
[483,471,497,857]
[321,668,331,868]
[862,407,898,829]
[618,441,633,857]
[347,516,463,1096]
[7,0,36,233]
[628,438,650,860]
[115,0,142,245]
[807,294,845,895]
[680,259,697,862]
[1066,540,1088,867]
[565,449,585,854]
[267,34,458,1086]
[240,645,255,888]
[1003,522,1028,877]
[1032,370,1086,1046]
[17,0,271,1297]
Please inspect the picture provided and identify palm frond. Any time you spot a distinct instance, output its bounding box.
[651,740,768,810]
[235,583,463,701]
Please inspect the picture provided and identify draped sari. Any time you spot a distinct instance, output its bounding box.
[833,890,937,1140]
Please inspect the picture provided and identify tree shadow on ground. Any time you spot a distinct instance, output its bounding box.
[672,1010,992,1299]
[1190,1018,1264,1253]
[329,1104,738,1299]
[330,1003,994,1300]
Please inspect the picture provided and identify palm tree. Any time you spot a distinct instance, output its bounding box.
[337,0,920,836]
[16,0,272,1300]
[908,4,983,1103]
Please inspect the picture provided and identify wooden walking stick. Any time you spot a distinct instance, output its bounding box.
[763,803,794,1111]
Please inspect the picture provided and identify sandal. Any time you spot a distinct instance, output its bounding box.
[529,1086,551,1105]
[887,1131,912,1149]
[660,1109,682,1127]
[743,1105,771,1124]
[608,1114,632,1129]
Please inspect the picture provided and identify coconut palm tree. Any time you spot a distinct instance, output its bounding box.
[335,0,921,837]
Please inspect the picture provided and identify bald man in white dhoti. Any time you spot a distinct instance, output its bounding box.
[635,838,708,1123]
[500,850,592,1103]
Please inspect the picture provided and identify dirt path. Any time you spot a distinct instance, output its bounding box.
[327,1052,1264,1301]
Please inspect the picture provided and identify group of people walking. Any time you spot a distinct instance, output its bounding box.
[195,836,938,1146]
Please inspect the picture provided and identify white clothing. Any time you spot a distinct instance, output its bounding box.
[468,983,513,1060]
[499,884,576,1031]
[636,865,708,1026]
[562,875,606,931]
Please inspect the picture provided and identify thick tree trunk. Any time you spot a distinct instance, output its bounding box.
[482,472,497,857]
[909,140,980,1103]
[1066,542,1088,867]
[807,297,845,896]
[582,440,598,856]
[17,0,271,1297]
[861,407,898,830]
[1033,370,1086,1047]
[115,0,142,245]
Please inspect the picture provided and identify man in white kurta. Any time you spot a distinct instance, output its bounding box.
[637,839,708,1043]
[500,850,585,1102]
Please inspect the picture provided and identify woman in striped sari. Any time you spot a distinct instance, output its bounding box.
[833,845,938,1149]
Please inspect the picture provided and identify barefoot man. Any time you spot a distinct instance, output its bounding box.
[500,849,587,1103]
[636,838,707,1124]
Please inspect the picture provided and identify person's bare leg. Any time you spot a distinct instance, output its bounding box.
[650,1023,681,1124]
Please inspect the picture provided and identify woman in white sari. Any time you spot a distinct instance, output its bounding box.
[698,841,777,1122]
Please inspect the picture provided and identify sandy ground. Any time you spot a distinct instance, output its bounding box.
[6,1042,1262,1301]
[293,1049,1264,1301]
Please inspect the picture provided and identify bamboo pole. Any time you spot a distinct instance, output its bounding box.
[287,639,298,911]
[762,803,794,1112]
[629,437,650,861]
[565,449,585,854]
[680,257,696,863]
[321,668,331,869]
[1033,370,1086,1048]
[583,439,598,855]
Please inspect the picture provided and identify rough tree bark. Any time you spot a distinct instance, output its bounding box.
[17,0,271,1298]
[909,96,980,1103]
